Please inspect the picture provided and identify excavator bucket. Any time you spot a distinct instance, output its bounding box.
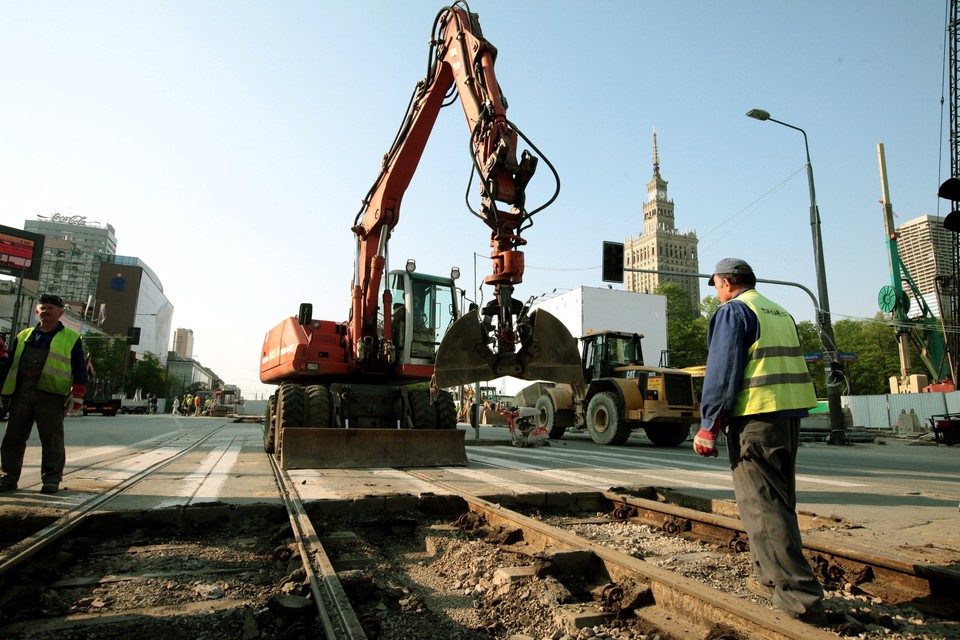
[434,308,584,389]
[280,428,467,469]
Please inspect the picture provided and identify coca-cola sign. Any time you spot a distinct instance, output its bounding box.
[39,212,89,226]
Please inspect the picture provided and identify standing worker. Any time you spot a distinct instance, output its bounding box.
[0,294,87,495]
[693,259,828,626]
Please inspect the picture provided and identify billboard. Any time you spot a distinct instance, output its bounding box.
[0,224,44,281]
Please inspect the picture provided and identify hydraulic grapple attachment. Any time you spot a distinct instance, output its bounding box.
[434,307,584,389]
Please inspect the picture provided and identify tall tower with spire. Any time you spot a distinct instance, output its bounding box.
[624,130,701,314]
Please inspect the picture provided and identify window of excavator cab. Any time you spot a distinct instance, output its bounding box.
[409,278,456,358]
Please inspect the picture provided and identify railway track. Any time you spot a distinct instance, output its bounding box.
[602,488,960,621]
[0,443,956,639]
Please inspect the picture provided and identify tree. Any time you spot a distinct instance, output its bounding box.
[700,294,722,319]
[82,335,126,398]
[833,314,903,396]
[126,351,166,398]
[655,282,709,369]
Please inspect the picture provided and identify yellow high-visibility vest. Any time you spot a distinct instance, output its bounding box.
[1,326,81,396]
[732,290,817,416]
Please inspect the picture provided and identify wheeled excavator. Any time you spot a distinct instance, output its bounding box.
[259,3,583,469]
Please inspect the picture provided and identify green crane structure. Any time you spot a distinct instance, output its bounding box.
[877,144,952,390]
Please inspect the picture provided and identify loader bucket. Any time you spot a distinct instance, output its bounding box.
[434,308,584,388]
[280,428,467,469]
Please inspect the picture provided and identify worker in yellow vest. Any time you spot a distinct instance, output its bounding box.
[695,259,827,626]
[0,294,87,495]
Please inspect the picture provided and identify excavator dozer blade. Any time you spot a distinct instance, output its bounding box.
[280,428,467,469]
[435,309,584,389]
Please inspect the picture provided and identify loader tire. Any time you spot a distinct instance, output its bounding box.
[435,391,457,429]
[409,390,437,429]
[469,404,480,430]
[586,392,631,445]
[305,385,332,427]
[535,395,570,440]
[264,395,276,454]
[644,422,690,447]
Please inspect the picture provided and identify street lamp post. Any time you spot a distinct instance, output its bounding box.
[746,108,846,445]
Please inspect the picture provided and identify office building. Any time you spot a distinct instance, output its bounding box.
[896,214,954,316]
[173,328,195,358]
[24,213,117,308]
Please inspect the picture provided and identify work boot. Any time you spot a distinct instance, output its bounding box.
[795,609,829,627]
[745,577,774,601]
[0,482,17,492]
[40,484,59,495]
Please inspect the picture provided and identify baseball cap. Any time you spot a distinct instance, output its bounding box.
[708,258,753,286]
[39,294,65,308]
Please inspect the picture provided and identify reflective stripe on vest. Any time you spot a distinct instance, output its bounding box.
[731,289,817,416]
[1,326,81,396]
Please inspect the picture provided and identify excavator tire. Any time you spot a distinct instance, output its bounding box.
[435,390,457,429]
[275,383,305,460]
[305,384,332,427]
[409,390,437,429]
[263,395,276,454]
[586,391,631,446]
[644,422,691,447]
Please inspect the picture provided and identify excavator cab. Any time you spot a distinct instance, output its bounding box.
[385,266,459,366]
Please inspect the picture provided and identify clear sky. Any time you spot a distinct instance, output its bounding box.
[0,1,950,398]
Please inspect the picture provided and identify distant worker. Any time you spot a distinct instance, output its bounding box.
[171,396,181,416]
[194,393,201,416]
[694,259,827,626]
[0,294,87,495]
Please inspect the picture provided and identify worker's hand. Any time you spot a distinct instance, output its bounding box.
[65,384,86,416]
[693,428,719,457]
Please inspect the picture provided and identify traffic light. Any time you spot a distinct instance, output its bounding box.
[126,326,141,345]
[601,241,624,283]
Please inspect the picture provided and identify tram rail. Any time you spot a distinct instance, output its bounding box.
[602,489,960,620]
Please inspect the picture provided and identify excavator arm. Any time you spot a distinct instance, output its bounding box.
[350,2,581,388]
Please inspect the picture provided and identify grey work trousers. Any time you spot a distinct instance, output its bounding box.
[726,414,825,619]
[1,385,67,487]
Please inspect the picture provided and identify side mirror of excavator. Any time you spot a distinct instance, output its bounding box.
[298,303,313,326]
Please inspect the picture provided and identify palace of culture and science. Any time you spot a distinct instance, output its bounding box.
[624,131,701,316]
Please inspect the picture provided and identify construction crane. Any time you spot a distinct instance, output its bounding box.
[878,143,951,391]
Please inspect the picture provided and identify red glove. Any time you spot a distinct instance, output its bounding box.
[693,425,719,457]
[65,384,86,415]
